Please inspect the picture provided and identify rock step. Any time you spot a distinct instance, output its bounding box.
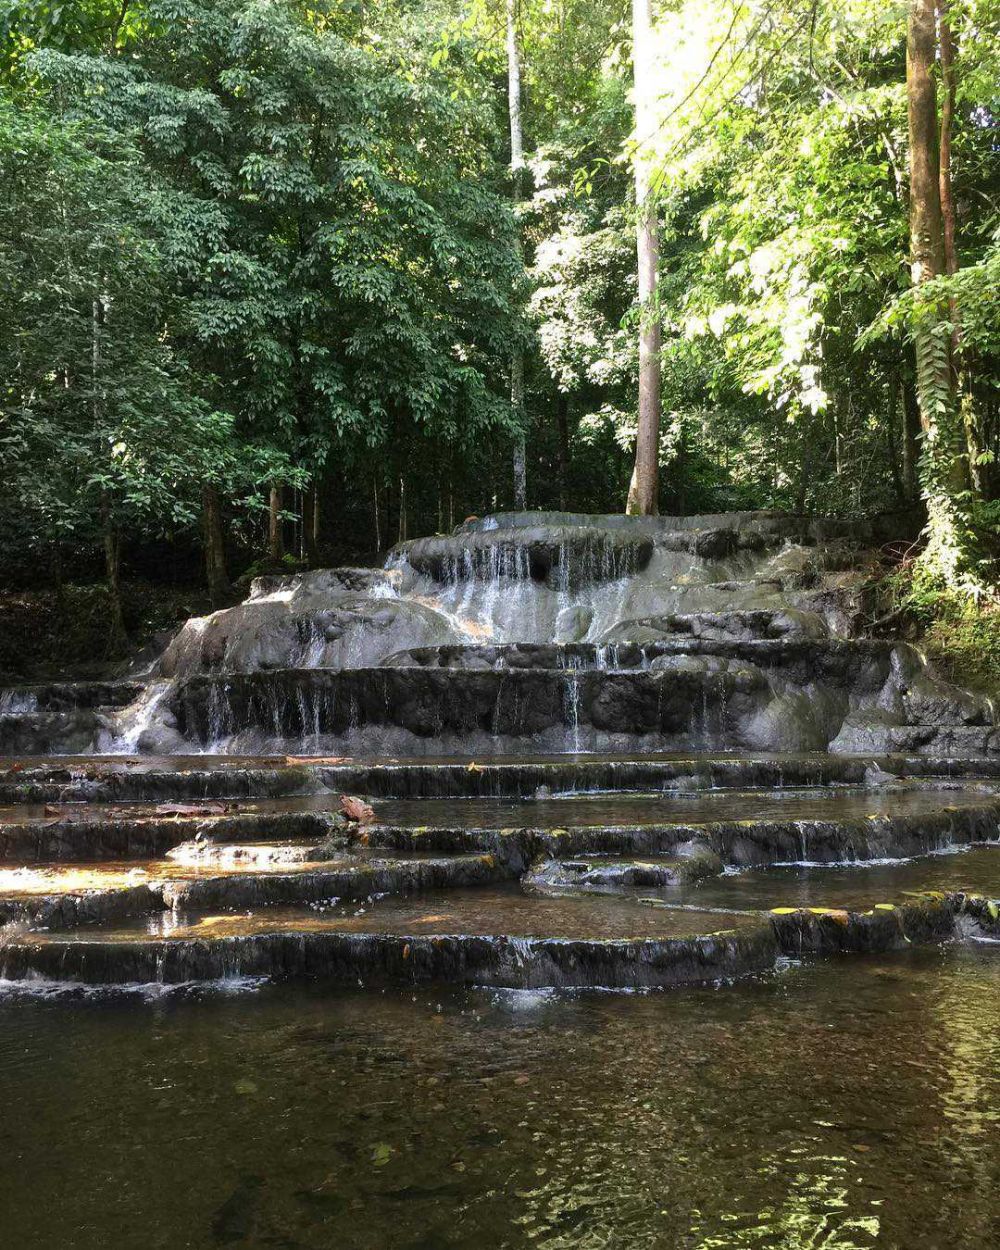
[0,805,340,862]
[4,785,997,863]
[0,925,775,990]
[358,798,1000,870]
[684,844,1000,913]
[0,710,104,755]
[395,526,656,587]
[170,652,996,756]
[0,681,144,712]
[836,723,1000,759]
[0,853,501,929]
[0,889,967,989]
[521,843,1000,914]
[174,664,749,748]
[4,753,1000,804]
[522,854,723,893]
[0,759,319,805]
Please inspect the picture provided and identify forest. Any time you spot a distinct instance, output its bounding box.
[1,0,998,668]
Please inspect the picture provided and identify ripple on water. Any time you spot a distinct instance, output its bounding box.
[0,943,998,1248]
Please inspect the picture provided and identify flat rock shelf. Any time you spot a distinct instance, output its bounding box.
[0,512,998,993]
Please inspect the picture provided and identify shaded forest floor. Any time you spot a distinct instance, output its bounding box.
[0,582,219,682]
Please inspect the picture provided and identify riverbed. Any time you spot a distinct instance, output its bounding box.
[2,942,998,1249]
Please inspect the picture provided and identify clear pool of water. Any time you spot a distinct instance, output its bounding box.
[2,942,999,1249]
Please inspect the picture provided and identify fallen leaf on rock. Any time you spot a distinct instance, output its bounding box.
[155,802,226,817]
[339,795,375,824]
[285,756,350,765]
[371,1143,393,1167]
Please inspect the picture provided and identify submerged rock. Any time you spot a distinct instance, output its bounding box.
[522,846,723,896]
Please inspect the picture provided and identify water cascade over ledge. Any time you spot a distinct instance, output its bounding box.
[46,509,991,758]
[1,510,999,999]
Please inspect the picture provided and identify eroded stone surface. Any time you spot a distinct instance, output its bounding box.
[0,510,996,994]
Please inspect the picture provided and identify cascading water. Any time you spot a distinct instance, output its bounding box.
[13,510,997,760]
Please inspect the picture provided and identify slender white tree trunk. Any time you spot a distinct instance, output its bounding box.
[626,0,662,516]
[907,0,968,584]
[507,0,527,509]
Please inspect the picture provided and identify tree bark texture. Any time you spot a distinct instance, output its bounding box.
[626,0,661,515]
[268,483,284,563]
[507,0,528,509]
[201,485,230,604]
[907,0,968,580]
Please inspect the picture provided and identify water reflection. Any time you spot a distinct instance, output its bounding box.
[0,945,998,1248]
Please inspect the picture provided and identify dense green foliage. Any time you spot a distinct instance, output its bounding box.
[0,0,998,608]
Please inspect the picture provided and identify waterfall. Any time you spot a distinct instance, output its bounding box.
[563,669,582,753]
[107,681,172,754]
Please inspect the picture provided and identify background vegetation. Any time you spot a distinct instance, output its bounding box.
[0,0,997,663]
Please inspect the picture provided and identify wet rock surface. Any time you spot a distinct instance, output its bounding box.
[0,763,997,987]
[0,509,993,757]
[0,510,997,993]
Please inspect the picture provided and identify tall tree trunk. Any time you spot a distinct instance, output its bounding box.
[507,0,527,509]
[556,392,570,510]
[938,3,982,493]
[398,476,408,544]
[938,2,959,284]
[373,475,382,553]
[268,484,283,563]
[201,485,230,605]
[907,0,968,580]
[626,0,661,516]
[303,483,319,566]
[102,508,127,652]
[312,485,321,558]
[902,375,922,503]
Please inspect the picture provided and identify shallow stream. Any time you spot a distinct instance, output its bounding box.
[2,945,999,1249]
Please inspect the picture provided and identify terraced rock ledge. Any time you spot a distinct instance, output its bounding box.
[0,758,998,990]
[1,511,998,994]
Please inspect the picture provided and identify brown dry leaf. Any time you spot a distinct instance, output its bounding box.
[339,795,375,824]
[285,755,350,765]
[154,801,226,818]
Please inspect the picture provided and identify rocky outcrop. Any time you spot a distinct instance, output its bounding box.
[2,508,990,757]
[395,525,655,587]
[0,510,997,997]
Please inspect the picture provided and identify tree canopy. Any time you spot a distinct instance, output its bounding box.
[1,0,998,617]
